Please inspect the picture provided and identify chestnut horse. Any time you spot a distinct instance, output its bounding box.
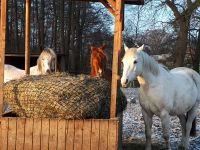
[90,45,112,81]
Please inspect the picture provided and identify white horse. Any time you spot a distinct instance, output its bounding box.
[121,44,200,150]
[4,48,57,83]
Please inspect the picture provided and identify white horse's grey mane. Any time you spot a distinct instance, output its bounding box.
[138,50,160,76]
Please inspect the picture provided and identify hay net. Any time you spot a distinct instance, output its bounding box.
[4,73,127,119]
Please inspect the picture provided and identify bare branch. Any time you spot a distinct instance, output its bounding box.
[165,0,181,18]
[185,0,200,16]
[187,0,193,8]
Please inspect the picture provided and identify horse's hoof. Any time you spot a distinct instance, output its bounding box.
[178,144,189,150]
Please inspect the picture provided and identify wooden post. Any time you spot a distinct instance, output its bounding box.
[0,0,7,114]
[25,0,31,75]
[110,0,124,118]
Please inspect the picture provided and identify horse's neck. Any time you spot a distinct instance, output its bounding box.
[30,65,40,75]
[137,71,159,89]
[137,76,146,85]
[137,67,169,90]
[103,68,112,81]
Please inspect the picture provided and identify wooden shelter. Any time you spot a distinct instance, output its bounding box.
[0,0,143,149]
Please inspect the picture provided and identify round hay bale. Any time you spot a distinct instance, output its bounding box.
[4,73,127,119]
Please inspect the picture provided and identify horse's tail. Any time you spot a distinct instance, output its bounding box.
[191,70,200,101]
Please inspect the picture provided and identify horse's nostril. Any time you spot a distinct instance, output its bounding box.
[125,79,128,84]
[46,69,51,73]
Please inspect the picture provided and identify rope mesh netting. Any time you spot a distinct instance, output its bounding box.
[4,73,127,119]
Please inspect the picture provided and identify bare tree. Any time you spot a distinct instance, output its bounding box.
[166,0,200,66]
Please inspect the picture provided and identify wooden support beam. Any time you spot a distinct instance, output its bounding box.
[0,0,7,114]
[110,0,124,118]
[107,0,116,9]
[99,0,116,16]
[25,0,31,75]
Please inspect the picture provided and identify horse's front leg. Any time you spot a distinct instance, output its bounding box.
[160,110,171,150]
[142,109,153,150]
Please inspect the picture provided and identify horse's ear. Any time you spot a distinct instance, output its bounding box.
[137,44,144,52]
[124,43,129,52]
[91,46,95,51]
[101,44,106,50]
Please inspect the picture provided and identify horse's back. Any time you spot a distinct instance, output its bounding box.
[170,67,200,102]
[4,64,25,82]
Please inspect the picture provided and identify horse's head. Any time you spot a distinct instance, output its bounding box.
[121,44,144,87]
[90,44,107,77]
[37,48,57,74]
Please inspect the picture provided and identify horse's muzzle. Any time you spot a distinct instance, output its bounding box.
[46,69,51,74]
[121,79,128,88]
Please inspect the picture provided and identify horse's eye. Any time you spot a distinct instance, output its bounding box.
[134,60,137,64]
[120,61,123,68]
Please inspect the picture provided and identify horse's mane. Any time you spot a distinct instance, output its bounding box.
[90,45,111,80]
[90,46,107,72]
[138,50,160,76]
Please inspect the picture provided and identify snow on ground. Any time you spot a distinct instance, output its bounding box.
[122,88,200,149]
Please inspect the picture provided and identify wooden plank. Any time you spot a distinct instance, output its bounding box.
[82,120,92,150]
[7,118,17,150]
[25,0,31,74]
[66,120,74,150]
[0,0,7,114]
[99,120,109,150]
[41,119,50,150]
[33,118,42,150]
[57,120,66,150]
[74,120,83,150]
[0,118,8,150]
[49,119,58,150]
[16,118,25,150]
[24,118,33,150]
[110,0,124,118]
[108,120,118,150]
[91,119,100,150]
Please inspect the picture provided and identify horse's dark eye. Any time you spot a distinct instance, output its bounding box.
[134,60,137,64]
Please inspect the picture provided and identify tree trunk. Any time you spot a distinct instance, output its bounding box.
[173,19,189,67]
[35,0,39,50]
[65,0,72,71]
[13,0,19,52]
[60,0,65,71]
[53,0,57,51]
[74,4,81,73]
[39,0,44,51]
[193,28,200,72]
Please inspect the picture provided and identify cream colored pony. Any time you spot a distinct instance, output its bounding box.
[4,48,57,82]
[121,44,200,150]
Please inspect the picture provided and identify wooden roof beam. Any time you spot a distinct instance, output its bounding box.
[99,0,116,16]
[76,0,144,5]
[107,0,116,9]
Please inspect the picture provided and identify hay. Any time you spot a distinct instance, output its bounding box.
[4,73,127,119]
